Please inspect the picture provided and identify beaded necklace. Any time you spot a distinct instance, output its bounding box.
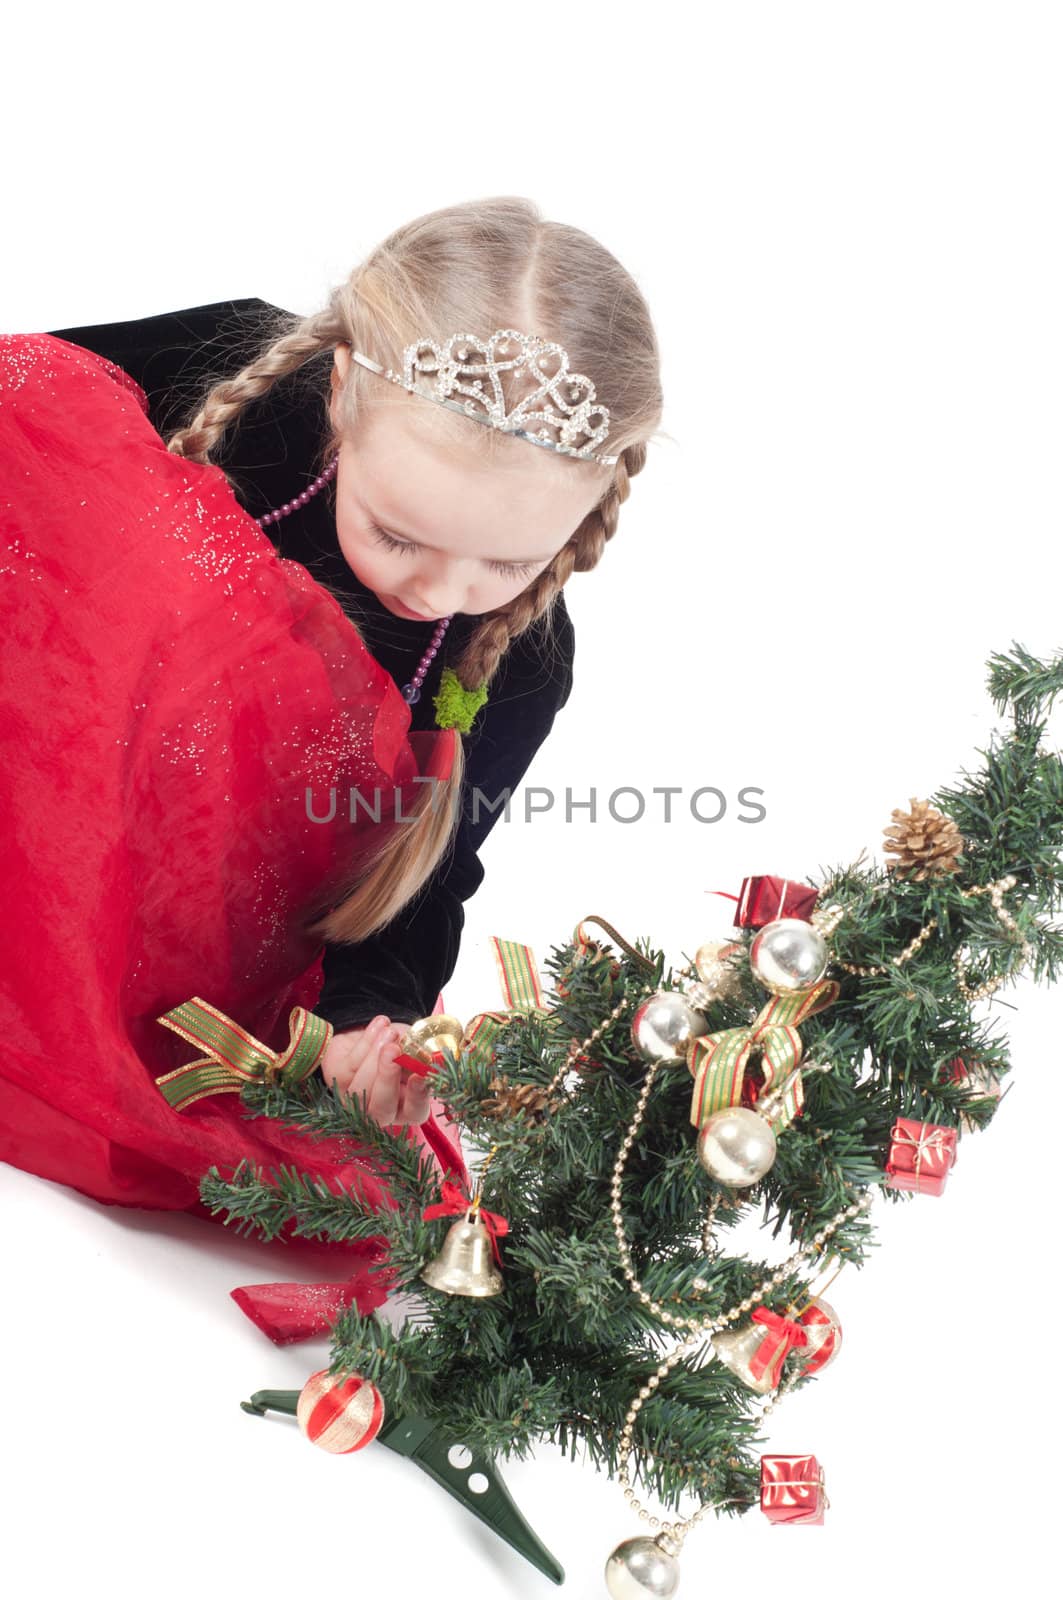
[254,453,486,732]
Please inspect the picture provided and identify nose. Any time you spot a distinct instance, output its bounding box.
[410,586,465,617]
[407,557,471,619]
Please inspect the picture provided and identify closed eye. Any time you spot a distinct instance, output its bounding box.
[368,522,539,579]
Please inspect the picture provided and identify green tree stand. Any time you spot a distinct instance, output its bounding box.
[240,1389,565,1585]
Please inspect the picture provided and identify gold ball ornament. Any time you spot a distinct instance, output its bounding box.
[749,918,829,995]
[605,1534,681,1598]
[696,1106,777,1186]
[631,991,708,1064]
[296,1368,385,1453]
[694,939,745,1000]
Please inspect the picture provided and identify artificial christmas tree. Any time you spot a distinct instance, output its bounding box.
[156,641,1063,1593]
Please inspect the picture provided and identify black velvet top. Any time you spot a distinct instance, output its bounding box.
[48,297,576,1030]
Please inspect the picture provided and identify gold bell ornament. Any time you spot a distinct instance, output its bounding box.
[710,1312,792,1394]
[420,1179,509,1298]
[711,1263,846,1393]
[401,1013,466,1065]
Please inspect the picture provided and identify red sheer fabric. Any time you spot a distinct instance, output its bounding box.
[0,334,469,1335]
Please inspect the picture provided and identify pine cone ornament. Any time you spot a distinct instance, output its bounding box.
[480,1076,557,1121]
[883,796,965,880]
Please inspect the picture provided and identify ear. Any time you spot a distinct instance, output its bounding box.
[332,342,351,389]
[330,343,351,428]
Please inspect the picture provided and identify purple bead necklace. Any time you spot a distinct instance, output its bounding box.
[255,453,453,705]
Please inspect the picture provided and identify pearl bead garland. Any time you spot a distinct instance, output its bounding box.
[253,452,454,706]
[607,1039,874,1554]
[814,875,1033,1001]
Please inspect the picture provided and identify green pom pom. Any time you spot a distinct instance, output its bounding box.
[433,667,489,734]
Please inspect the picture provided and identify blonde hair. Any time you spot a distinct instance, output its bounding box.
[164,196,664,955]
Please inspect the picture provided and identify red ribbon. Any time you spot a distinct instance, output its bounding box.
[422,1179,511,1268]
[747,1306,810,1382]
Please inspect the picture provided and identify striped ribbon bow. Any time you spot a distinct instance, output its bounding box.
[153,997,332,1110]
[461,936,549,1075]
[688,978,840,1132]
[463,920,619,1072]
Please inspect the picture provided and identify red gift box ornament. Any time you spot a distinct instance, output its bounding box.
[885,1115,959,1196]
[760,1453,830,1525]
[710,875,821,930]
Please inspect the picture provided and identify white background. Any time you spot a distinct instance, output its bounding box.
[3,4,1061,1597]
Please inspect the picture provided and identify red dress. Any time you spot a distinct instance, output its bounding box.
[0,333,469,1339]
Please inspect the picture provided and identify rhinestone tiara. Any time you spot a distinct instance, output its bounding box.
[348,328,619,466]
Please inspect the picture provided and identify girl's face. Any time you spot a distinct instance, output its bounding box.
[329,345,608,621]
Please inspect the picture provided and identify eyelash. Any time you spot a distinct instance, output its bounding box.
[368,523,538,579]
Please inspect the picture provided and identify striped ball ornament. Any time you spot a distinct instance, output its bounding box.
[794,1296,842,1376]
[296,1369,385,1454]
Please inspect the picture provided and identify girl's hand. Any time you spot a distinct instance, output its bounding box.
[318,1016,434,1127]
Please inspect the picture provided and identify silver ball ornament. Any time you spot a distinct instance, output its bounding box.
[631,991,707,1064]
[604,1535,680,1598]
[749,917,829,995]
[696,1106,777,1186]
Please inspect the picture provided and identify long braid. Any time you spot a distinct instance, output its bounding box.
[161,304,467,949]
[166,310,343,468]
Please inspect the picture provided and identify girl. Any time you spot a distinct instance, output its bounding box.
[1,196,663,1317]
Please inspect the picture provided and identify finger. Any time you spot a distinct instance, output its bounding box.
[325,1028,369,1075]
[346,1018,390,1072]
[399,1073,434,1126]
[329,1025,384,1102]
[368,1041,404,1126]
[394,1029,434,1122]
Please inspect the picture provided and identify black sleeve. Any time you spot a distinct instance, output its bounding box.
[48,298,274,434]
[47,298,309,522]
[314,603,576,1031]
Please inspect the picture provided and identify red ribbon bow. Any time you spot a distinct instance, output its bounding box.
[422,1179,511,1268]
[747,1306,810,1381]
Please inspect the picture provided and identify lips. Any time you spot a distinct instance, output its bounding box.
[390,596,437,621]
